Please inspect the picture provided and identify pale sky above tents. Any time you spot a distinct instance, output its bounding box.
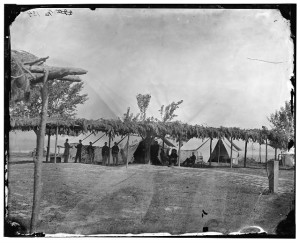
[10,8,293,129]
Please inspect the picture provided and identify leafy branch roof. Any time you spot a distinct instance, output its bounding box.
[10,116,287,148]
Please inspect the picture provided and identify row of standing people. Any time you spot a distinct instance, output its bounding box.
[63,139,195,166]
[63,139,120,165]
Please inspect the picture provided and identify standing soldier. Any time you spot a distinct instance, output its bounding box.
[169,149,178,167]
[63,139,70,163]
[87,142,94,164]
[102,142,109,165]
[74,140,83,163]
[112,142,120,166]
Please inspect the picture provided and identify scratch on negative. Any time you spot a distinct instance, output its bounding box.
[247,57,284,64]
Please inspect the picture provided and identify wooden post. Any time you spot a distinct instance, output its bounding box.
[54,125,58,163]
[267,160,279,193]
[30,71,49,234]
[218,138,221,164]
[259,142,261,163]
[244,139,248,168]
[178,135,181,167]
[230,136,233,168]
[108,132,111,166]
[265,138,268,163]
[33,129,40,162]
[209,137,212,166]
[126,134,130,169]
[46,129,51,163]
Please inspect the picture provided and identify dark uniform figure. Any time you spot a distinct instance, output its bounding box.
[169,149,178,166]
[75,140,83,163]
[63,139,70,163]
[87,142,94,164]
[150,141,160,165]
[102,142,109,165]
[112,142,120,166]
[160,150,168,165]
[182,152,196,167]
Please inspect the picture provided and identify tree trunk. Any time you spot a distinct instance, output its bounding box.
[230,136,233,168]
[209,137,212,166]
[54,125,58,163]
[33,129,39,162]
[275,148,277,160]
[46,130,51,163]
[30,71,49,234]
[244,140,248,168]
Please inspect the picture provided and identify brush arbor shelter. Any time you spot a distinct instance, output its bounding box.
[10,51,290,233]
[10,50,87,234]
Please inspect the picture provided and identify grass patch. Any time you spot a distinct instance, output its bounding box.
[7,163,294,235]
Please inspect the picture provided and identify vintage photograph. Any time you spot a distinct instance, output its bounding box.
[5,4,295,237]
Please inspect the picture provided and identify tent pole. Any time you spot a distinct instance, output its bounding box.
[126,134,130,169]
[92,133,106,145]
[82,132,93,142]
[116,135,126,145]
[230,136,233,168]
[54,125,58,163]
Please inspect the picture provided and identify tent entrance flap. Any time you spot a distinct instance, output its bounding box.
[209,139,239,163]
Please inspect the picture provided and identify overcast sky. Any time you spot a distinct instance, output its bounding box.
[10,8,293,129]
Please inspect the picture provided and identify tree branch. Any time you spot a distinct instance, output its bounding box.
[24,56,49,66]
[28,65,87,76]
[31,74,82,84]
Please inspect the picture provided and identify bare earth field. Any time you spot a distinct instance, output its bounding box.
[7,162,294,236]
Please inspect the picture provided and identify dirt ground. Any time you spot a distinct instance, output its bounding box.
[7,162,294,235]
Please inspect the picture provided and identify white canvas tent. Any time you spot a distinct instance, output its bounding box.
[116,135,144,164]
[180,138,242,164]
[235,140,276,163]
[209,139,241,164]
[119,136,176,164]
[280,147,295,167]
[180,138,212,163]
